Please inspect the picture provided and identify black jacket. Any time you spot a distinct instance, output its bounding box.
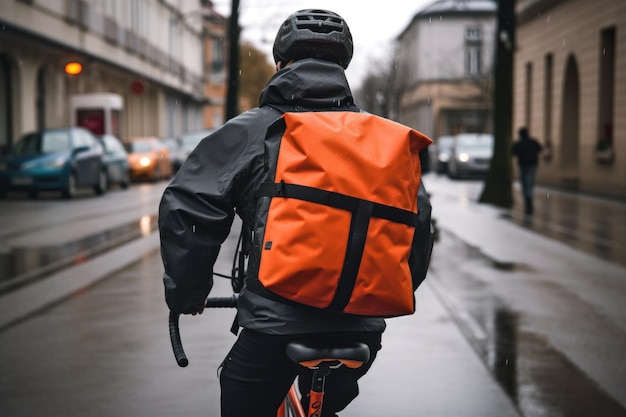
[512,137,542,167]
[159,59,430,335]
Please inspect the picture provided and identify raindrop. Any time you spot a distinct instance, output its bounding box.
[429,17,432,23]
[562,38,566,46]
[193,225,196,233]
[547,15,551,23]
[546,192,550,199]
[239,69,242,75]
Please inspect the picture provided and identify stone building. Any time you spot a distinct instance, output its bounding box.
[0,0,226,151]
[395,0,497,140]
[515,0,626,198]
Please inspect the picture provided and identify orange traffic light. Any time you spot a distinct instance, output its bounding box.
[64,62,83,75]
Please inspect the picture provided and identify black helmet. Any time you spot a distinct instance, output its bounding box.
[273,9,353,69]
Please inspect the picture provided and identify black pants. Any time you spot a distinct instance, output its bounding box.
[219,329,382,417]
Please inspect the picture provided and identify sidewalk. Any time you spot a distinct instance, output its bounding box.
[422,173,626,411]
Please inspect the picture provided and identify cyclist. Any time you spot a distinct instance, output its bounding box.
[159,9,433,417]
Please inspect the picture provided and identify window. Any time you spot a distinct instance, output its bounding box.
[465,46,481,76]
[465,27,482,77]
[211,38,224,74]
[598,27,615,148]
[466,27,482,41]
[544,54,553,145]
[43,131,70,153]
[525,62,533,130]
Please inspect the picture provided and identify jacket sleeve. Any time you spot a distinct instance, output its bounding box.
[158,114,266,313]
[409,180,435,291]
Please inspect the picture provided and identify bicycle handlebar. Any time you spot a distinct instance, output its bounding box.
[168,295,239,368]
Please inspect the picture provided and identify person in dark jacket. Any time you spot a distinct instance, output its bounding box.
[512,127,543,215]
[159,9,433,417]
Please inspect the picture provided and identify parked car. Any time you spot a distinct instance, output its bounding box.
[162,138,184,173]
[124,136,173,182]
[96,134,130,189]
[429,135,455,174]
[179,129,216,161]
[447,133,494,179]
[0,127,107,199]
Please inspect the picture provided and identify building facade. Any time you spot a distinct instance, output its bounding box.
[0,0,225,151]
[515,0,626,198]
[201,2,227,129]
[395,0,497,141]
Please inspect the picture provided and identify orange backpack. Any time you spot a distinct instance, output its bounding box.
[246,111,432,317]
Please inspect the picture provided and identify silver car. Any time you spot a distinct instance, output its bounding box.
[447,133,494,179]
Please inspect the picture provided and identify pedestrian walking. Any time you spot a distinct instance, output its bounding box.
[512,127,542,215]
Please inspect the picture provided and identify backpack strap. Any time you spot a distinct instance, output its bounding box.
[259,181,419,226]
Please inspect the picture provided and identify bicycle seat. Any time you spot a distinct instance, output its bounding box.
[286,340,370,369]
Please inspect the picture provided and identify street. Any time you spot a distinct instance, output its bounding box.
[0,175,625,416]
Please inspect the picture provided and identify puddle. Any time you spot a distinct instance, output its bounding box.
[0,215,158,294]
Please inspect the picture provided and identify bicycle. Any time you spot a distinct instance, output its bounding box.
[168,295,371,417]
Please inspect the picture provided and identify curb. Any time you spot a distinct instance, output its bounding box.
[0,232,160,331]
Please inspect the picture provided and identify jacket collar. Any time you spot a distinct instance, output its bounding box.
[259,58,357,113]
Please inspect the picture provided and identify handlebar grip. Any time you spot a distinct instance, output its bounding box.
[167,295,238,368]
[168,311,189,367]
[205,294,239,308]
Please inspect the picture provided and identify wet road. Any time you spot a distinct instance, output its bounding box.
[1,176,625,416]
[0,184,164,293]
[0,223,519,417]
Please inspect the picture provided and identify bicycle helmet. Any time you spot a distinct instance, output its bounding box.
[273,9,353,69]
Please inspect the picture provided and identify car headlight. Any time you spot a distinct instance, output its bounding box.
[438,153,450,163]
[458,153,470,163]
[139,156,152,167]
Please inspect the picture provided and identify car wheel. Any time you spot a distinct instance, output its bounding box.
[448,164,457,180]
[62,172,77,199]
[121,170,130,189]
[94,170,108,195]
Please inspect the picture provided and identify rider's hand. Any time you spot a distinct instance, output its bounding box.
[181,292,207,315]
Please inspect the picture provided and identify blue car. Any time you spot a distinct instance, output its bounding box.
[0,127,107,199]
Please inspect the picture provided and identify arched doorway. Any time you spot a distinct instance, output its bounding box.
[560,55,580,189]
[0,54,13,154]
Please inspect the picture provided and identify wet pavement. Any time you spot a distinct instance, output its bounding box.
[424,173,626,416]
[0,175,625,416]
[506,183,626,269]
[430,229,626,417]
